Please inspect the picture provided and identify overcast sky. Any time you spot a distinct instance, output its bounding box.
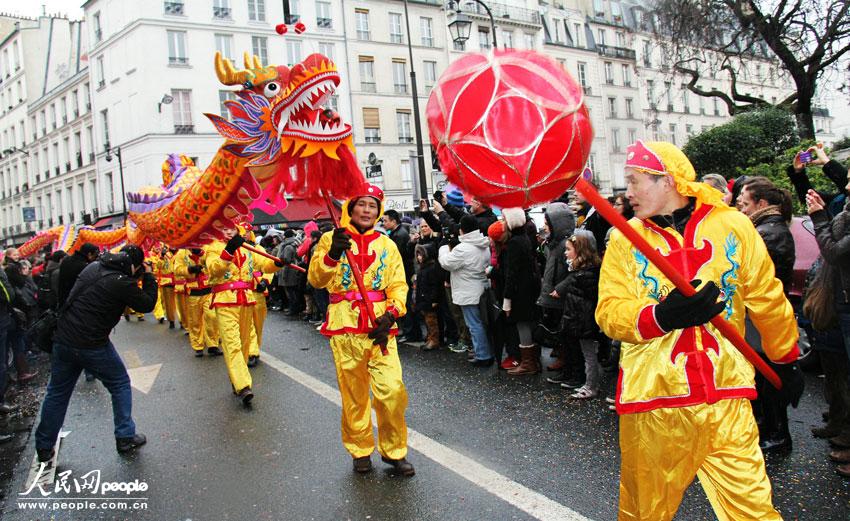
[0,0,846,139]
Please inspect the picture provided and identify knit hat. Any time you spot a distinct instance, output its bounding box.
[487,220,508,243]
[446,189,465,207]
[501,207,526,231]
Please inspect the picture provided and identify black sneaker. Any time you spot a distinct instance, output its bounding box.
[546,372,570,384]
[207,346,223,356]
[158,317,165,324]
[247,355,259,368]
[123,314,130,322]
[237,387,254,407]
[137,316,145,322]
[169,321,175,329]
[116,433,147,453]
[36,447,54,462]
[469,358,494,367]
[353,455,373,473]
[381,456,415,476]
[194,350,204,358]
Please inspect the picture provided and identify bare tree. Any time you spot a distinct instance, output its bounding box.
[650,0,850,140]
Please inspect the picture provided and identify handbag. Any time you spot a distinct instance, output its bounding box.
[803,260,838,331]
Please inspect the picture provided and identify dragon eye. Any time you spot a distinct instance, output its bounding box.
[263,82,281,98]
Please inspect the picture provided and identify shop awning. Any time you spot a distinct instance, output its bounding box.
[251,199,339,227]
[93,214,126,230]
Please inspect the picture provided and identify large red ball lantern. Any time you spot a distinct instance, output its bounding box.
[426,50,593,208]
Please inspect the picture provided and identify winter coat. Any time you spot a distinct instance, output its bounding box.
[502,227,540,323]
[277,236,302,287]
[751,210,795,295]
[438,229,490,306]
[55,254,158,349]
[578,204,611,256]
[388,225,414,282]
[555,265,600,339]
[36,260,61,310]
[537,202,576,309]
[812,198,850,304]
[415,260,442,313]
[473,208,498,236]
[57,251,91,306]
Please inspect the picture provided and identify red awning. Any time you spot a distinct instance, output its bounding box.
[251,199,338,226]
[93,214,125,229]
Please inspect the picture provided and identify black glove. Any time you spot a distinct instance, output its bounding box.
[274,258,286,268]
[225,234,245,254]
[367,312,395,346]
[654,280,725,332]
[256,279,269,293]
[188,265,203,275]
[772,361,804,408]
[328,227,352,261]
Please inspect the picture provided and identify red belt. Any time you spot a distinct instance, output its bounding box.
[330,290,386,303]
[212,281,252,293]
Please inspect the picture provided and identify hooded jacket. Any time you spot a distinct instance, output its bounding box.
[812,198,850,304]
[438,229,490,306]
[503,226,541,322]
[57,251,92,306]
[537,202,576,308]
[54,253,158,348]
[751,209,795,295]
[277,235,303,287]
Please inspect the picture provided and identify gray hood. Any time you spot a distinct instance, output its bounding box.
[545,202,576,242]
[459,230,490,249]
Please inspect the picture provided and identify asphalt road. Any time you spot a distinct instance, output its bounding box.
[1,310,848,520]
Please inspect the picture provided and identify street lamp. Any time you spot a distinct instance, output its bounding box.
[105,145,127,219]
[447,0,497,48]
[402,0,429,206]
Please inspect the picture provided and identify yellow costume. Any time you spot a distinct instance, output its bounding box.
[206,239,279,394]
[249,244,274,358]
[596,141,799,521]
[308,185,409,461]
[149,250,166,321]
[175,248,218,353]
[174,252,190,330]
[157,249,178,326]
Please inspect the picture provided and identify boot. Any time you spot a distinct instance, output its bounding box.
[815,351,850,438]
[546,345,566,371]
[507,345,539,376]
[532,344,542,373]
[829,429,850,449]
[14,352,37,384]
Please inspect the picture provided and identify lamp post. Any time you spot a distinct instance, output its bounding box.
[447,0,497,48]
[105,145,127,219]
[402,0,429,206]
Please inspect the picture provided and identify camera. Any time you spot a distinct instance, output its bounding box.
[799,151,813,164]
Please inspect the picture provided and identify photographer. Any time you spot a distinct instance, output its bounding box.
[34,245,157,463]
[788,144,848,217]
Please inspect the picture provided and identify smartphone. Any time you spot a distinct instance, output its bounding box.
[799,151,813,164]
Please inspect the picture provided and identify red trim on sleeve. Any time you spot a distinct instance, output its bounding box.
[323,254,339,267]
[220,250,234,262]
[773,343,800,364]
[386,305,400,319]
[637,304,667,340]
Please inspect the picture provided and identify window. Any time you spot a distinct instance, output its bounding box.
[616,32,625,47]
[646,79,655,107]
[93,12,102,42]
[63,138,70,170]
[686,124,693,135]
[625,98,633,118]
[420,17,433,47]
[642,40,652,67]
[167,31,188,65]
[97,56,106,86]
[621,64,631,86]
[608,97,617,118]
[682,86,690,113]
[502,30,514,49]
[553,19,562,43]
[214,33,234,61]
[71,89,79,117]
[699,95,705,114]
[316,1,331,28]
[355,9,370,40]
[252,36,268,65]
[628,128,636,144]
[219,90,236,117]
[397,110,412,143]
[423,60,437,87]
[593,0,605,16]
[588,153,596,171]
[318,42,335,61]
[604,62,613,84]
[389,13,403,44]
[597,29,606,47]
[665,81,673,111]
[74,132,82,167]
[392,60,408,94]
[577,62,588,88]
[288,0,300,21]
[478,28,490,49]
[713,97,720,116]
[669,123,677,145]
[50,104,57,129]
[524,33,535,49]
[61,97,68,123]
[171,89,193,133]
[400,160,413,189]
[213,0,231,19]
[101,109,110,150]
[359,56,375,92]
[363,107,380,143]
[248,0,266,22]
[573,23,583,47]
[12,40,19,70]
[453,40,465,51]
[286,40,302,66]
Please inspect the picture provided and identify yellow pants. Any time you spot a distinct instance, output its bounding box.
[250,293,267,357]
[161,287,177,323]
[153,287,165,320]
[176,292,189,328]
[187,293,216,352]
[618,398,781,521]
[330,334,408,460]
[216,305,257,392]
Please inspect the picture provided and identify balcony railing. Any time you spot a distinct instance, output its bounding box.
[213,6,232,19]
[394,84,408,94]
[89,152,95,162]
[466,1,540,25]
[390,33,404,44]
[361,81,376,93]
[54,166,60,175]
[77,152,83,167]
[317,17,332,28]
[65,161,72,171]
[597,45,636,60]
[164,1,185,15]
[357,30,370,41]
[399,136,414,143]
[169,56,189,65]
[582,85,592,95]
[174,124,194,134]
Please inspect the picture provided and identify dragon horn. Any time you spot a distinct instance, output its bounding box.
[243,51,253,69]
[253,54,263,69]
[215,51,250,86]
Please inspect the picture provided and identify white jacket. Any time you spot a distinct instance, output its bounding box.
[438,230,491,306]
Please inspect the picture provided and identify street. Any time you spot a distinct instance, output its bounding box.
[2,311,848,520]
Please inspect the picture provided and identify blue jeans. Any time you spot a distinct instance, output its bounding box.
[461,303,492,361]
[35,341,136,450]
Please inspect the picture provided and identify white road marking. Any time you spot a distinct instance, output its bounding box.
[127,364,162,394]
[261,353,594,521]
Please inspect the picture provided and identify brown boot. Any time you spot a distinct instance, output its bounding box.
[830,448,850,463]
[508,345,538,376]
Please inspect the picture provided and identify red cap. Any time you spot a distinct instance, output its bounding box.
[625,140,666,176]
[350,183,384,203]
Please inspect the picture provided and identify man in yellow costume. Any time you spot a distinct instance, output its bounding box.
[244,228,271,367]
[148,248,166,323]
[175,247,222,358]
[596,140,804,521]
[206,227,281,406]
[308,184,414,476]
[157,247,178,329]
[173,250,191,333]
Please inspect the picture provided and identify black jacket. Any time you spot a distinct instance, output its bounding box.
[58,252,91,306]
[473,208,498,236]
[578,204,611,255]
[786,160,848,217]
[414,260,443,312]
[555,266,600,339]
[388,225,414,282]
[55,254,158,348]
[752,212,795,295]
[0,267,14,313]
[503,227,540,323]
[812,199,850,305]
[538,203,576,309]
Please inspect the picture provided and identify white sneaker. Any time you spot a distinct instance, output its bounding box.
[569,385,598,400]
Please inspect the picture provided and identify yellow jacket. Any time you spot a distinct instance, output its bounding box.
[172,248,191,294]
[308,225,407,337]
[206,240,279,307]
[157,250,177,287]
[249,243,275,294]
[174,248,210,293]
[596,203,798,414]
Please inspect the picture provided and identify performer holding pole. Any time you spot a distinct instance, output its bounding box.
[308,184,415,476]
